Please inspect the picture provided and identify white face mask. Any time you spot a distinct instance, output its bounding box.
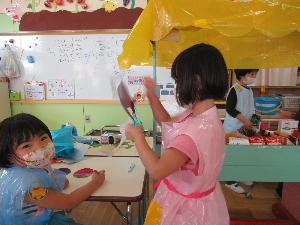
[22,143,54,168]
[244,77,256,85]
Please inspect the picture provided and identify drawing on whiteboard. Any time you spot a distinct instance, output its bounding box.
[47,79,75,99]
[0,34,172,100]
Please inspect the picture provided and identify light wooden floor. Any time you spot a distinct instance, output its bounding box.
[69,182,280,225]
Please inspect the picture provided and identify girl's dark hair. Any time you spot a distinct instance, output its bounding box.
[0,113,51,168]
[171,43,228,106]
[234,69,259,81]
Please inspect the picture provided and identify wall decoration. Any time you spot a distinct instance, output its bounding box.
[5,0,21,23]
[102,0,117,13]
[24,81,46,100]
[20,7,143,30]
[133,90,144,103]
[26,0,90,12]
[21,0,145,13]
[47,79,75,99]
[127,75,144,86]
[123,0,130,7]
[129,0,134,9]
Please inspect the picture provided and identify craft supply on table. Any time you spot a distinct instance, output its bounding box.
[128,163,136,173]
[73,168,95,178]
[100,132,121,145]
[58,167,71,175]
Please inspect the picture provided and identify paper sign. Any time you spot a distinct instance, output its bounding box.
[24,81,46,100]
[47,79,75,99]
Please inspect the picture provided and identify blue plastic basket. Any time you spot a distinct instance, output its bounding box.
[254,97,281,115]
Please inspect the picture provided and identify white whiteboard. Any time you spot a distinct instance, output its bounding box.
[0,33,173,100]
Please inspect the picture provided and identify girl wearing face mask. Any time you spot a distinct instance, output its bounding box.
[0,113,105,225]
[223,69,259,193]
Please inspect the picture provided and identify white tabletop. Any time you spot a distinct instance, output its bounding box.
[85,137,153,157]
[52,157,145,201]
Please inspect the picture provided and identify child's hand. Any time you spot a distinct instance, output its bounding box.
[125,124,144,141]
[243,118,252,128]
[144,77,155,97]
[91,170,105,186]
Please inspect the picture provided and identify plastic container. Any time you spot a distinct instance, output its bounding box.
[254,97,281,115]
[9,91,21,100]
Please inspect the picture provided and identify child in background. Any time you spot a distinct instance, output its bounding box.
[0,113,105,225]
[126,44,229,225]
[223,69,259,193]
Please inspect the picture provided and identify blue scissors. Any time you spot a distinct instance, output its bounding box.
[117,81,144,130]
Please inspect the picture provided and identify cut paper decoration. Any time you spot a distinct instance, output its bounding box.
[130,0,135,9]
[24,81,46,100]
[41,0,89,11]
[123,0,130,6]
[102,0,117,13]
[5,1,21,23]
[27,0,42,11]
[133,90,144,103]
[55,0,64,6]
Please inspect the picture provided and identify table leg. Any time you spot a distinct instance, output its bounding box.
[143,174,148,220]
[127,202,132,225]
[111,202,127,223]
[137,201,142,225]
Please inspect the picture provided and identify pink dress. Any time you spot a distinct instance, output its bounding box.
[144,106,229,225]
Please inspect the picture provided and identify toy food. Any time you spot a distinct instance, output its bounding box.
[264,136,281,145]
[228,137,250,145]
[249,136,265,145]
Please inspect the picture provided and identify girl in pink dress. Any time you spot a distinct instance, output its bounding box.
[125,43,229,225]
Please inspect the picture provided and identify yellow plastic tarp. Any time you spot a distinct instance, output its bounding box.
[118,0,300,69]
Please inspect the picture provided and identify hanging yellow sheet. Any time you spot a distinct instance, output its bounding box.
[118,0,300,69]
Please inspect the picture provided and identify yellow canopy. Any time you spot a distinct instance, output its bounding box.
[118,0,300,69]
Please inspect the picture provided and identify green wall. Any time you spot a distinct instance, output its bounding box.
[11,102,300,182]
[11,102,153,135]
[0,14,20,33]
